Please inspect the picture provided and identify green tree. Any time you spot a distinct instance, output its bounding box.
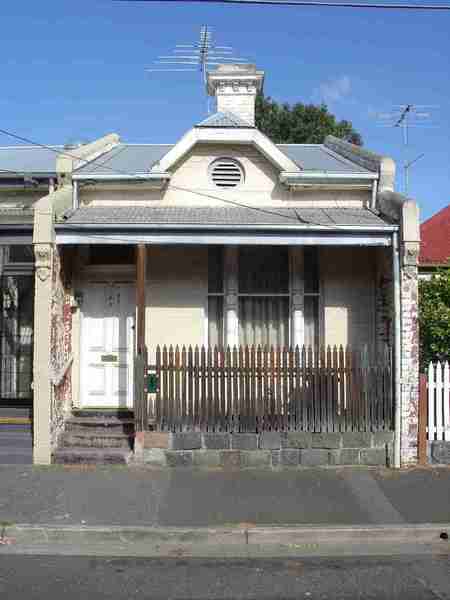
[255,94,362,146]
[419,268,450,370]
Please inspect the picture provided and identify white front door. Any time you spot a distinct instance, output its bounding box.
[80,283,135,409]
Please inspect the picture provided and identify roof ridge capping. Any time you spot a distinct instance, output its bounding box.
[56,133,120,176]
[324,135,395,192]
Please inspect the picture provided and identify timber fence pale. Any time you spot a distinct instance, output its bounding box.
[427,361,450,441]
[135,345,393,434]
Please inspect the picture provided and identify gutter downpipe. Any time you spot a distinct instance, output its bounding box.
[72,180,78,211]
[371,179,378,210]
[393,230,402,468]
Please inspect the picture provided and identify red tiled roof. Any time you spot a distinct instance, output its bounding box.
[420,204,450,266]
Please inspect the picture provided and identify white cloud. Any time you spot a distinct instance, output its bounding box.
[314,75,352,104]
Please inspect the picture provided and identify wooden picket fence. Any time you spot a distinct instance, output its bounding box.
[135,345,393,434]
[427,361,450,441]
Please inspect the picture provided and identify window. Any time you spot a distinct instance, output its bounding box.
[209,158,244,189]
[206,246,320,349]
[238,247,289,347]
[0,274,34,399]
[207,247,224,347]
[304,247,320,348]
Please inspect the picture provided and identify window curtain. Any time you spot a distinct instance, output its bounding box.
[238,247,289,348]
[208,296,223,347]
[304,296,319,349]
[239,296,289,347]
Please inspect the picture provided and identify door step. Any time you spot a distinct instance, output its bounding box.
[60,431,133,450]
[53,447,131,465]
[52,413,135,465]
[65,417,135,436]
[72,409,134,420]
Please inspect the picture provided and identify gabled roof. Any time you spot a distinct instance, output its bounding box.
[0,146,61,175]
[420,204,450,266]
[72,141,374,179]
[74,143,172,176]
[196,111,253,128]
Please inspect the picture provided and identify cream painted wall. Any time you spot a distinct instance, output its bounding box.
[145,246,208,360]
[321,247,376,349]
[80,142,372,209]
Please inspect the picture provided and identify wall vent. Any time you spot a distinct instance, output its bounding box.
[209,158,244,189]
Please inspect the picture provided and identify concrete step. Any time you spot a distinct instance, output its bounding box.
[60,431,133,450]
[65,417,135,436]
[52,447,131,465]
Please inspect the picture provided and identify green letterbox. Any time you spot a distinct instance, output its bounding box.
[147,373,158,393]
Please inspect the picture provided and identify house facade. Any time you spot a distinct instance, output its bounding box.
[1,64,421,467]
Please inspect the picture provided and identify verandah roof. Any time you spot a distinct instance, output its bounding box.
[56,206,397,247]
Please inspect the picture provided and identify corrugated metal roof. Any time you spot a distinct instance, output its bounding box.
[74,144,173,176]
[196,111,253,128]
[74,142,373,178]
[0,146,61,174]
[0,137,375,177]
[276,144,374,174]
[62,206,389,228]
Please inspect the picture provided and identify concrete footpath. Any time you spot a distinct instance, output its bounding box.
[1,465,449,557]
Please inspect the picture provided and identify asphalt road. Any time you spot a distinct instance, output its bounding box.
[0,555,449,599]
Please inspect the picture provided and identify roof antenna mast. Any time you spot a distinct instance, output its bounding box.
[376,103,438,194]
[146,25,250,113]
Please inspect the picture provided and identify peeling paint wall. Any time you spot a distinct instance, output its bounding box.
[49,248,73,447]
[375,248,394,352]
[400,261,420,465]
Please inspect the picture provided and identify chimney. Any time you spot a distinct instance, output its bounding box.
[206,64,265,126]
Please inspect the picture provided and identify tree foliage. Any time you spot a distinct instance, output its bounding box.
[419,268,450,370]
[255,94,363,146]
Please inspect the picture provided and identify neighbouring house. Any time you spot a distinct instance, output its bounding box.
[0,137,119,462]
[419,204,450,279]
[0,148,51,463]
[2,64,421,468]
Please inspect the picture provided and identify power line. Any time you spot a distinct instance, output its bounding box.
[112,0,450,11]
[0,125,378,231]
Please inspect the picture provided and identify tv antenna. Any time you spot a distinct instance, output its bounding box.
[376,104,438,145]
[147,25,250,87]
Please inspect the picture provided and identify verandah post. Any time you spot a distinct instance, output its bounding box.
[136,244,146,353]
[135,243,147,431]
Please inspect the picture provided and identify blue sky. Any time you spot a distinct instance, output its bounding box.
[1,0,449,219]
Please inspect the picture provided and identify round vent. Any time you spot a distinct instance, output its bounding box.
[209,158,244,189]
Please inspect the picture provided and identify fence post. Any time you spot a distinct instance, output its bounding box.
[418,373,428,466]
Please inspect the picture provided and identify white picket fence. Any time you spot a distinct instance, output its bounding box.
[427,361,450,441]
